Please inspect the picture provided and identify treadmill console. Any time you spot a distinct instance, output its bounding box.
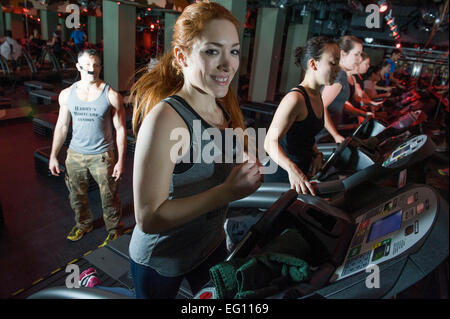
[382,135,427,168]
[332,185,437,281]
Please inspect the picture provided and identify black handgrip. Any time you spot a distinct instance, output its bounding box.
[352,117,371,137]
[313,137,351,180]
[312,180,345,195]
[227,189,299,260]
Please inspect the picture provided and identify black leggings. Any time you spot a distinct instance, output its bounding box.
[129,240,228,299]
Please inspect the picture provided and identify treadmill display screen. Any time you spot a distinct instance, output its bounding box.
[392,145,410,158]
[367,210,403,243]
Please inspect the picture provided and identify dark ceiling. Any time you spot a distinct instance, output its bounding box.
[1,0,448,49]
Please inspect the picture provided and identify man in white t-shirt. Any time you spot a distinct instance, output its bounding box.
[0,30,22,72]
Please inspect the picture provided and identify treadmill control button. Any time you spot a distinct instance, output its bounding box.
[417,202,424,214]
[359,220,369,229]
[342,251,371,277]
[349,246,361,258]
[384,241,391,255]
[405,225,414,236]
[403,207,416,221]
[372,245,385,262]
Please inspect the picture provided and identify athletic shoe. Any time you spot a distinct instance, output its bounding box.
[79,268,101,288]
[66,225,93,242]
[99,233,119,248]
[79,267,97,287]
[79,267,97,279]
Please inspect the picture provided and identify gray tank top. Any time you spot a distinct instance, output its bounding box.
[129,95,236,277]
[67,82,114,154]
[326,70,350,127]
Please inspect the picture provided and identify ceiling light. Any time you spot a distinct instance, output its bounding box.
[378,1,389,13]
[300,4,309,17]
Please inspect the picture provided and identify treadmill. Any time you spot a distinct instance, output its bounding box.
[26,112,443,300]
[27,183,448,299]
[194,183,448,299]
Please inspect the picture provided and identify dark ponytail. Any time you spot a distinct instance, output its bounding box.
[365,65,381,80]
[294,47,304,67]
[338,35,363,53]
[294,36,338,70]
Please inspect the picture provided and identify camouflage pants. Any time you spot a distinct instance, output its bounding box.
[65,148,122,234]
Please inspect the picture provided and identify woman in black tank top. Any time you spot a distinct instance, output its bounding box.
[264,36,340,195]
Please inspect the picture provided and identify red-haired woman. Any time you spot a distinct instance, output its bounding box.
[128,1,262,299]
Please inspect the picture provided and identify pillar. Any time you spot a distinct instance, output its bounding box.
[279,15,311,94]
[102,0,136,92]
[164,12,178,53]
[248,8,286,103]
[0,7,5,37]
[239,32,251,76]
[5,13,25,39]
[40,10,58,41]
[212,0,247,93]
[58,17,69,42]
[88,16,102,45]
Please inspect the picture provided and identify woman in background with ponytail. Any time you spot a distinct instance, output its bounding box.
[128,1,262,299]
[320,35,373,143]
[264,36,340,195]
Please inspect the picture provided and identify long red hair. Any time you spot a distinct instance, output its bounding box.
[131,1,245,137]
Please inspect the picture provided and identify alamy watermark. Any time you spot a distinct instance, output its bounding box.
[365,264,380,289]
[65,4,383,30]
[65,261,381,289]
[65,264,80,288]
[365,4,382,29]
[169,120,278,174]
[65,4,81,29]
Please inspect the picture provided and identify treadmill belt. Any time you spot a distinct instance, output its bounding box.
[83,246,133,289]
[12,258,128,299]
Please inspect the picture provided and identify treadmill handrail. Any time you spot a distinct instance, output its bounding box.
[227,189,299,260]
[313,180,345,195]
[229,183,290,209]
[352,117,370,137]
[27,286,133,299]
[228,180,346,209]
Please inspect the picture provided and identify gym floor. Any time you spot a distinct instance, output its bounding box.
[0,85,136,299]
[0,84,448,299]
